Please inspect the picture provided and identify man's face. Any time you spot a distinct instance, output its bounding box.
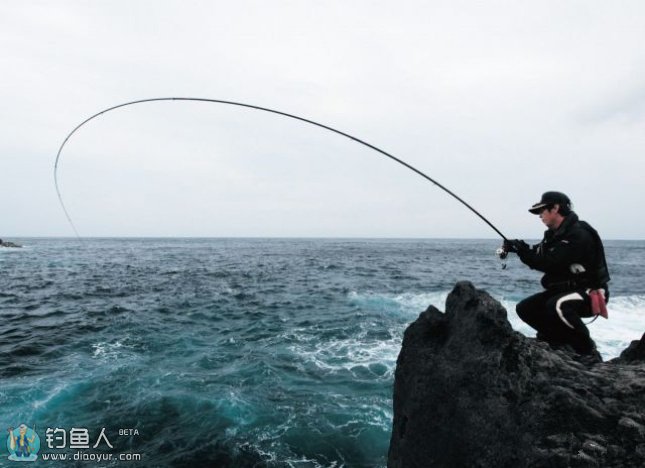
[539,205,561,230]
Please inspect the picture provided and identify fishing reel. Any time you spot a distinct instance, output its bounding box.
[496,245,509,269]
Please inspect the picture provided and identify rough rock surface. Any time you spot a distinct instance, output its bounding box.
[388,281,645,468]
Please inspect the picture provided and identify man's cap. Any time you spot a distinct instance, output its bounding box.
[528,191,571,214]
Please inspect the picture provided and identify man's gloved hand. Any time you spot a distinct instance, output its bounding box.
[503,239,529,254]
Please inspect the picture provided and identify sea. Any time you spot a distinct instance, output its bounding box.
[1,238,644,467]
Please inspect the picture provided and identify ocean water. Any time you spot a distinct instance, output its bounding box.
[1,238,643,467]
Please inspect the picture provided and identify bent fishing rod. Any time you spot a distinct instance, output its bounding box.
[54,97,508,242]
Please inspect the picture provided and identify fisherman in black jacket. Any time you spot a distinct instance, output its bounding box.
[504,191,610,357]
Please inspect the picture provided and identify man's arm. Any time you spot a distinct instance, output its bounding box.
[517,230,590,272]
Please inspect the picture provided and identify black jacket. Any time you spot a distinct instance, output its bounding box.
[518,212,610,293]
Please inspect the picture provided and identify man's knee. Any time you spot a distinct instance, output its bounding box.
[549,294,596,354]
[516,297,535,322]
[551,292,586,330]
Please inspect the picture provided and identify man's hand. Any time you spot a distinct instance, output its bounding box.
[503,239,529,254]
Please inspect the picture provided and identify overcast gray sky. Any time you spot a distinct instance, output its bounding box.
[2,0,644,239]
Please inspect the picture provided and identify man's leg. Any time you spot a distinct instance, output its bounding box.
[516,291,557,339]
[545,291,597,355]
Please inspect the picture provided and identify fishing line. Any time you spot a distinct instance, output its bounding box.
[54,97,508,240]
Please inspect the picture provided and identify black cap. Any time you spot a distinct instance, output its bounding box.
[528,191,571,214]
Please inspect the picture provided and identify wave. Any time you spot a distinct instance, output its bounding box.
[347,290,449,315]
[348,290,645,361]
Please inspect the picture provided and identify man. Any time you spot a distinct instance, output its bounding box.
[8,424,36,458]
[504,191,610,357]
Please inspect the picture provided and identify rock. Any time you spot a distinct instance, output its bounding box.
[0,239,22,248]
[615,333,645,363]
[388,281,645,468]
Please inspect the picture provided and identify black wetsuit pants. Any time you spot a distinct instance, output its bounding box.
[516,289,596,354]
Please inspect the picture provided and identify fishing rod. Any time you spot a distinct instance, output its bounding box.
[54,97,508,242]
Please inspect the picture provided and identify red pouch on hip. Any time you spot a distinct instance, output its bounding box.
[589,289,608,319]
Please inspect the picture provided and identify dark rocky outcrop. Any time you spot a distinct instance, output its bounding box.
[0,239,22,248]
[389,281,645,468]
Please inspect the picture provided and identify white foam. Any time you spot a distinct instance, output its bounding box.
[90,340,142,365]
[502,295,645,360]
[587,295,645,359]
[92,340,124,359]
[286,325,401,379]
[290,290,476,379]
[32,382,69,409]
[349,290,645,361]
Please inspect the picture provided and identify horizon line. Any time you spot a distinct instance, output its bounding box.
[4,235,645,242]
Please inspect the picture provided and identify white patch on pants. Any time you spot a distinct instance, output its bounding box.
[555,292,584,329]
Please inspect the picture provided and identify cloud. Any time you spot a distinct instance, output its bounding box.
[2,0,645,238]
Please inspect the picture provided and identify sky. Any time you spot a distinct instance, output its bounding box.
[2,0,644,239]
